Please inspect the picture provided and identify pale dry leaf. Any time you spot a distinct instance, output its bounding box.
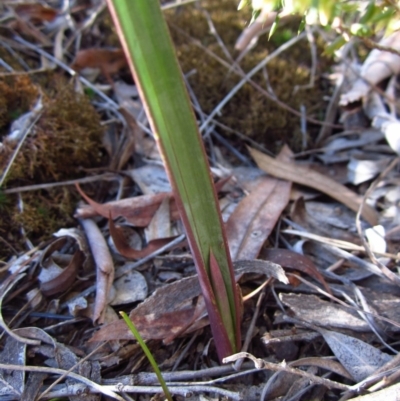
[79,218,114,324]
[340,31,400,106]
[323,130,383,155]
[347,156,391,185]
[227,146,292,260]
[280,293,369,331]
[347,383,400,400]
[290,357,354,381]
[248,145,379,225]
[145,196,171,242]
[128,164,171,195]
[0,335,26,397]
[318,328,392,382]
[110,270,148,306]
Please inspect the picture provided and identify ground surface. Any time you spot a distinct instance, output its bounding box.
[1,1,400,400]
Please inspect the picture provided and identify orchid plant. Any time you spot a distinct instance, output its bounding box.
[106,0,242,361]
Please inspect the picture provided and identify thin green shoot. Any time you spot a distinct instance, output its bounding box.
[119,312,173,401]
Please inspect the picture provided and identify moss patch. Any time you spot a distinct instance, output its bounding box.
[165,0,333,153]
[0,74,106,258]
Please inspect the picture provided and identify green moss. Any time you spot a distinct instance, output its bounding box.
[0,74,106,259]
[165,0,333,153]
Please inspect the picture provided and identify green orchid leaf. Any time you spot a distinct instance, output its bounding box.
[106,0,241,361]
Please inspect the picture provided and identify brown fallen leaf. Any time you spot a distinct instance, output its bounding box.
[260,248,331,295]
[79,218,114,324]
[38,237,84,297]
[109,214,175,259]
[90,259,287,343]
[40,249,84,297]
[14,4,58,22]
[75,179,228,227]
[71,48,127,82]
[75,183,175,227]
[227,146,292,260]
[248,145,379,226]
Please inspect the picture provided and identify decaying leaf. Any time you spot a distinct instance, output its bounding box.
[290,198,361,244]
[75,183,174,227]
[248,145,379,226]
[145,196,172,241]
[90,259,287,343]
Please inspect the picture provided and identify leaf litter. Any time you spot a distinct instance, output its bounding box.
[1,0,400,400]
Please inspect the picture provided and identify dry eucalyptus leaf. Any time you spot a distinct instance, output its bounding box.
[128,164,171,194]
[249,145,379,226]
[145,196,171,241]
[260,248,331,294]
[0,335,26,398]
[227,146,292,260]
[280,293,369,331]
[109,215,173,259]
[90,260,287,342]
[75,183,175,227]
[318,328,392,382]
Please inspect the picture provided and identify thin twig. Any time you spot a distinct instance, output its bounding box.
[0,363,125,400]
[224,352,351,391]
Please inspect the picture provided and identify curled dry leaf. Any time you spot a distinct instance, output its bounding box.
[248,145,379,226]
[110,270,148,306]
[260,248,331,294]
[227,145,292,260]
[108,214,174,259]
[38,237,84,297]
[79,218,114,324]
[75,183,175,226]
